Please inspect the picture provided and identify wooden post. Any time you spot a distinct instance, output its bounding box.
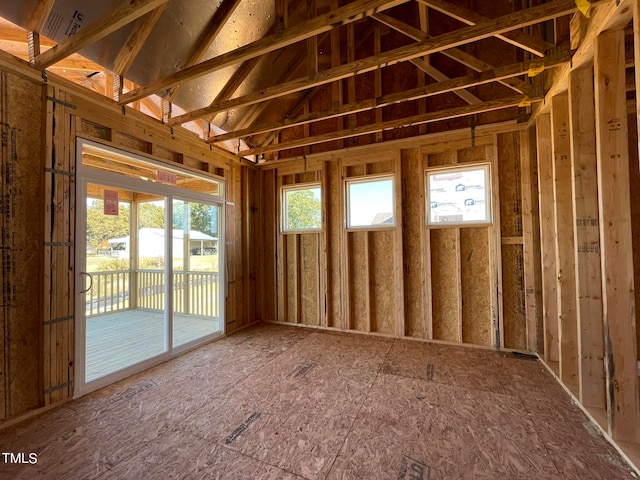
[594,29,640,443]
[536,114,560,366]
[551,94,579,393]
[393,155,405,337]
[568,65,605,411]
[488,143,503,349]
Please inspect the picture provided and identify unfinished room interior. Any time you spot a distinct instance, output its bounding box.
[0,0,640,478]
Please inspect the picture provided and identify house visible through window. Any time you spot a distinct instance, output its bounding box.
[426,163,491,226]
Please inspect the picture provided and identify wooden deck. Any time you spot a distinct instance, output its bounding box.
[86,309,221,382]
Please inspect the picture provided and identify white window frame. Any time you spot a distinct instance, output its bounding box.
[281,183,322,233]
[345,174,396,230]
[425,162,492,227]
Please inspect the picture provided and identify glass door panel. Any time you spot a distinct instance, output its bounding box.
[84,184,167,383]
[172,199,222,347]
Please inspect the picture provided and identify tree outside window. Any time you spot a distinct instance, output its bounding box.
[282,185,322,232]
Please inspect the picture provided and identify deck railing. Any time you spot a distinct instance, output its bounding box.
[85,270,130,317]
[86,269,219,317]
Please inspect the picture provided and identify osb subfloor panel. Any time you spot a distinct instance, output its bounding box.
[0,324,637,480]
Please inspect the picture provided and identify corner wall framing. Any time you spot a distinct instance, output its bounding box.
[0,55,256,426]
[530,0,640,461]
[259,125,539,352]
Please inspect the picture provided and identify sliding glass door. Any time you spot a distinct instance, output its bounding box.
[172,200,222,348]
[83,186,168,383]
[75,139,225,396]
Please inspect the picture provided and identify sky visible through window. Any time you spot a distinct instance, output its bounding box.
[348,179,394,227]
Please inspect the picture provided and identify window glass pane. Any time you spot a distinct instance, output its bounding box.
[347,178,394,228]
[283,186,322,231]
[427,164,491,225]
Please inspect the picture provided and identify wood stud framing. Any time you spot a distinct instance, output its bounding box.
[594,28,640,444]
[536,114,560,367]
[568,66,606,411]
[551,94,579,393]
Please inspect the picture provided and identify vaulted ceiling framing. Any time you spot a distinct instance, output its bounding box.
[0,0,619,162]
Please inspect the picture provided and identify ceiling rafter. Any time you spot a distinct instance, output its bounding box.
[119,0,409,105]
[0,37,104,72]
[233,29,333,135]
[166,0,243,103]
[22,55,103,72]
[112,4,168,76]
[208,54,567,145]
[253,22,377,148]
[416,0,554,57]
[33,0,170,70]
[410,57,481,104]
[233,44,316,133]
[239,95,542,156]
[27,0,55,33]
[169,0,577,127]
[371,13,529,94]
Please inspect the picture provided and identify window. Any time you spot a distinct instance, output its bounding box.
[346,176,395,228]
[426,163,492,226]
[281,184,322,232]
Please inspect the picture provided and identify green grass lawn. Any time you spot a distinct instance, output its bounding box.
[86,254,219,272]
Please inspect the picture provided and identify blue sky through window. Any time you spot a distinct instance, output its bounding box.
[348,178,394,227]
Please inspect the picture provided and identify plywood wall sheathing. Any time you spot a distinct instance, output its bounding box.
[0,71,45,418]
[286,235,300,324]
[594,28,640,443]
[551,94,579,394]
[460,228,492,346]
[430,229,462,343]
[568,66,605,410]
[369,230,396,335]
[497,132,526,350]
[300,234,320,326]
[347,231,369,332]
[535,114,560,367]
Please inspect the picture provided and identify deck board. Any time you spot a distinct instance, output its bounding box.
[86,309,220,381]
